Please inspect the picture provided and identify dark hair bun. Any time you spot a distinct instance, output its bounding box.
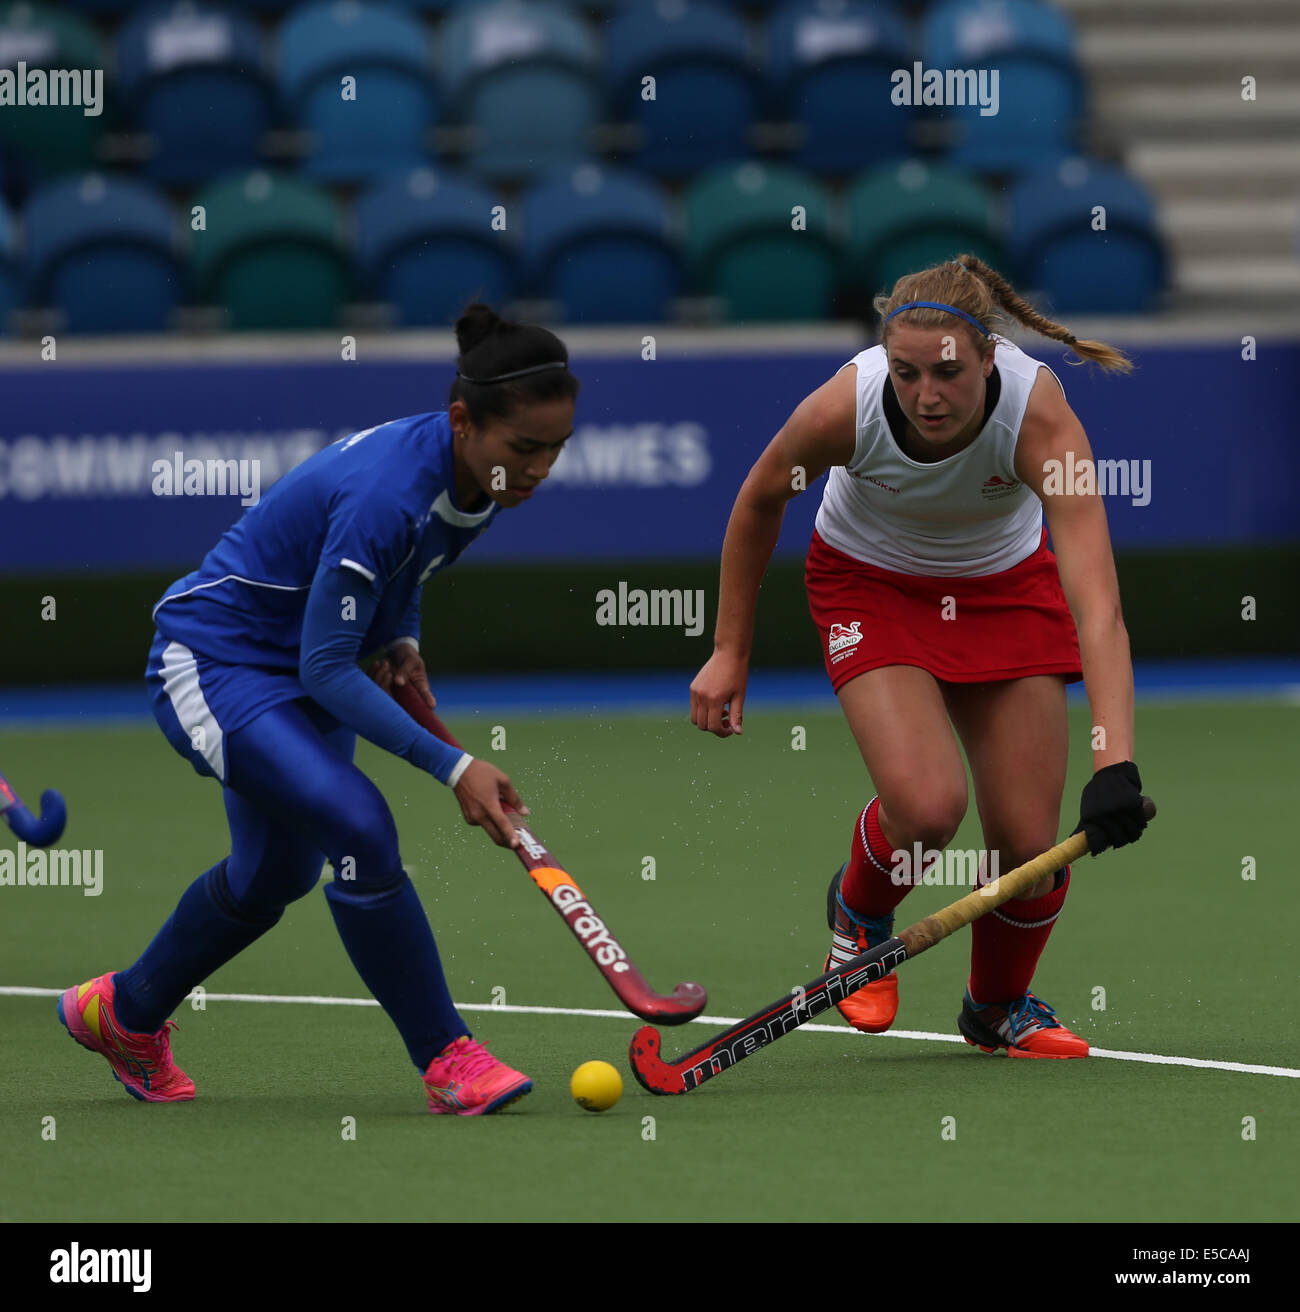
[455,303,506,357]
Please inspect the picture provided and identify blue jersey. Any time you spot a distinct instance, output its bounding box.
[154,411,496,666]
[148,412,493,785]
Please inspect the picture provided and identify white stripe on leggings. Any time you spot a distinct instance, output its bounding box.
[158,640,226,782]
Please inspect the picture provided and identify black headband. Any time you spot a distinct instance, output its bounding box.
[456,361,567,385]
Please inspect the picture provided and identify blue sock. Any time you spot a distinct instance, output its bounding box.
[323,869,467,1072]
[113,860,281,1034]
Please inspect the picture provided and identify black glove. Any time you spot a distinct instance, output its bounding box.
[1075,761,1146,854]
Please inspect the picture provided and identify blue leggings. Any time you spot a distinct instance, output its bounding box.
[113,699,467,1072]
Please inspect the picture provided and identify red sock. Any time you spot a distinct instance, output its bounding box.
[839,796,919,918]
[968,866,1070,1004]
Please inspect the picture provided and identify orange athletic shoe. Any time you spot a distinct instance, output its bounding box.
[57,973,195,1101]
[958,990,1089,1059]
[824,865,899,1034]
[422,1036,532,1115]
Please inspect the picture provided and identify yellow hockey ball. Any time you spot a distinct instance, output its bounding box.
[570,1060,623,1112]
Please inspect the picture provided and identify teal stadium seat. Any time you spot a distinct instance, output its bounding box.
[0,3,109,194]
[190,171,350,330]
[279,1,438,182]
[845,159,1006,300]
[356,166,517,327]
[683,161,840,322]
[437,1,601,182]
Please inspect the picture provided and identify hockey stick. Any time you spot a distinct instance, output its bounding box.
[393,681,707,1026]
[1,769,67,847]
[631,797,1155,1093]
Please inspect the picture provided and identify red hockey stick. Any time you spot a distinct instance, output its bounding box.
[393,682,707,1026]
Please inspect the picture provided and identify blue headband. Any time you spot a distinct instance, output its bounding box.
[884,301,990,338]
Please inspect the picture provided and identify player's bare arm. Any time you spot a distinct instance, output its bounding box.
[1015,367,1135,770]
[691,366,858,737]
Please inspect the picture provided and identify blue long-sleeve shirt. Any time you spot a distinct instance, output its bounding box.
[152,411,496,782]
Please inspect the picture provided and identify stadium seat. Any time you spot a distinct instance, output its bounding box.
[682,161,840,322]
[116,2,273,185]
[437,1,601,181]
[764,0,913,175]
[845,159,1006,299]
[0,194,17,335]
[0,3,109,193]
[605,1,757,180]
[1006,157,1166,314]
[77,0,296,8]
[355,166,516,328]
[920,0,1083,175]
[64,1,144,12]
[22,173,181,333]
[519,162,680,322]
[190,171,350,330]
[279,1,437,182]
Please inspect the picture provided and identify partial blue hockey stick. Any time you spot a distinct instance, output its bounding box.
[1,770,67,846]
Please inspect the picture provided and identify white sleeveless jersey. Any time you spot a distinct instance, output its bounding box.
[813,336,1059,577]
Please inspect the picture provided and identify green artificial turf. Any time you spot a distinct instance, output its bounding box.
[5,700,1297,1222]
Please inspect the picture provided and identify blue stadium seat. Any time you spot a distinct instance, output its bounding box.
[72,0,303,9]
[0,194,17,335]
[921,0,1083,175]
[437,1,601,181]
[23,173,181,333]
[65,2,142,14]
[355,166,516,328]
[279,2,437,181]
[519,162,680,322]
[583,0,780,10]
[765,0,912,174]
[116,2,273,185]
[1006,157,1166,313]
[605,1,757,179]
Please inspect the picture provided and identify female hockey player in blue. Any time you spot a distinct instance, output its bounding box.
[58,304,578,1115]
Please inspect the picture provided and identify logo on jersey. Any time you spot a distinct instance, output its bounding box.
[850,471,900,493]
[981,475,1022,501]
[828,621,864,660]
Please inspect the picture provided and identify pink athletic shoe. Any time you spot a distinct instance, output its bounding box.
[422,1036,532,1115]
[57,974,195,1102]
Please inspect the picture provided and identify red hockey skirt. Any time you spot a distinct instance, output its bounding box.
[805,528,1083,692]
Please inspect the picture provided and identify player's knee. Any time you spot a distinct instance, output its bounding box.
[323,864,407,906]
[985,837,1064,898]
[282,852,329,902]
[882,790,966,851]
[209,858,289,927]
[325,811,400,882]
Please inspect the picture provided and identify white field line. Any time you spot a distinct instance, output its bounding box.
[11,985,1299,1080]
